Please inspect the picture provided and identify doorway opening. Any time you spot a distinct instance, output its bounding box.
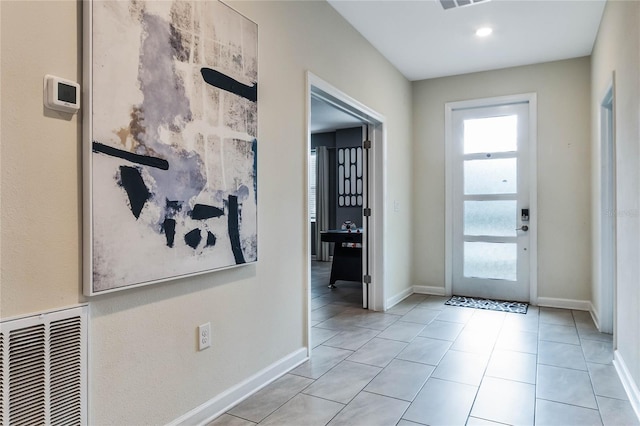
[598,79,616,335]
[306,72,386,352]
[310,102,367,309]
[445,94,538,303]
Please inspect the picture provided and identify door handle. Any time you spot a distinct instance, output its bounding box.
[516,225,529,231]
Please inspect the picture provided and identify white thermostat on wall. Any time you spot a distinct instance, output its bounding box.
[44,74,80,114]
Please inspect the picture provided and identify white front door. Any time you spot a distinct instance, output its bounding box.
[451,101,532,302]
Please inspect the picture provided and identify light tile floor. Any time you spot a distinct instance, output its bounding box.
[210,262,639,426]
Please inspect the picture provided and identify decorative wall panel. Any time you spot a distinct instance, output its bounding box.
[337,147,363,207]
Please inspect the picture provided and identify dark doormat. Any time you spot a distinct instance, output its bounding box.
[445,295,528,314]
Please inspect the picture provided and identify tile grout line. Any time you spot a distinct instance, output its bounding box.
[574,309,607,426]
[463,309,511,425]
[246,273,621,426]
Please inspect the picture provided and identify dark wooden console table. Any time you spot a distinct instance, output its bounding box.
[320,230,363,287]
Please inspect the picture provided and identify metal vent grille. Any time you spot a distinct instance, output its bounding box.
[50,317,83,425]
[440,0,489,10]
[9,324,46,425]
[0,306,87,425]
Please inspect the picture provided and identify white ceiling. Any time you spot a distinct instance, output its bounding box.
[327,0,607,81]
[311,96,364,133]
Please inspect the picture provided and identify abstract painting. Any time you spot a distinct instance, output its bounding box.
[84,0,258,295]
[337,147,363,207]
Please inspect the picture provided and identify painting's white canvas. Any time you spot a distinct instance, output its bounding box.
[86,0,258,294]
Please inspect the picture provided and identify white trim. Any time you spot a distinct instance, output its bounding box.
[386,287,414,310]
[369,117,387,311]
[305,74,313,356]
[82,0,94,296]
[169,348,308,426]
[536,297,591,311]
[444,93,538,303]
[528,94,538,305]
[613,350,640,423]
[413,286,447,297]
[0,303,89,323]
[308,74,386,125]
[595,74,616,335]
[370,121,387,311]
[444,105,454,297]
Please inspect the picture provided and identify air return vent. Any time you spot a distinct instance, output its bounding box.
[440,0,489,10]
[0,305,87,425]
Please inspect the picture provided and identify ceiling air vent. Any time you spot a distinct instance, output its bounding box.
[440,0,489,10]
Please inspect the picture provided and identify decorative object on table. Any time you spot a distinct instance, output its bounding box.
[341,220,358,231]
[83,0,258,295]
[337,147,364,207]
[340,221,361,248]
[445,295,528,314]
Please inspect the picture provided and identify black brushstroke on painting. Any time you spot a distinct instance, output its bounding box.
[184,228,202,249]
[119,166,151,219]
[200,68,257,102]
[162,200,181,247]
[166,199,182,214]
[163,218,176,247]
[227,195,245,264]
[206,231,217,247]
[191,204,224,220]
[93,142,170,170]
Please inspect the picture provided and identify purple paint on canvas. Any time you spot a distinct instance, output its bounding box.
[135,12,207,221]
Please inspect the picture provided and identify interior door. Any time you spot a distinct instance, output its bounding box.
[361,124,372,309]
[451,102,530,302]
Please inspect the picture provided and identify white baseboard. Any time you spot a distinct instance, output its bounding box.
[386,287,413,310]
[613,350,640,423]
[535,297,590,311]
[169,348,308,426]
[413,285,446,297]
[589,302,601,330]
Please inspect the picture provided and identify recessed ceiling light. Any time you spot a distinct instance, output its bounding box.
[476,27,493,37]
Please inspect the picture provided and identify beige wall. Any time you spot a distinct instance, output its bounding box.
[1,0,84,316]
[0,1,412,424]
[412,57,592,303]
[591,0,640,396]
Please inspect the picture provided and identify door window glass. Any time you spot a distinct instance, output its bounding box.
[464,115,517,154]
[464,158,517,195]
[464,242,517,281]
[464,201,517,237]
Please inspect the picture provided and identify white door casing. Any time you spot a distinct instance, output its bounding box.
[445,94,538,303]
[305,71,387,354]
[598,77,616,335]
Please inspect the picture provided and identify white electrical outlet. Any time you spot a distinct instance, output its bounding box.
[198,322,211,351]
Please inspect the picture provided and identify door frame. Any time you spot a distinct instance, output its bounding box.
[596,74,616,335]
[445,93,538,303]
[305,72,387,349]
